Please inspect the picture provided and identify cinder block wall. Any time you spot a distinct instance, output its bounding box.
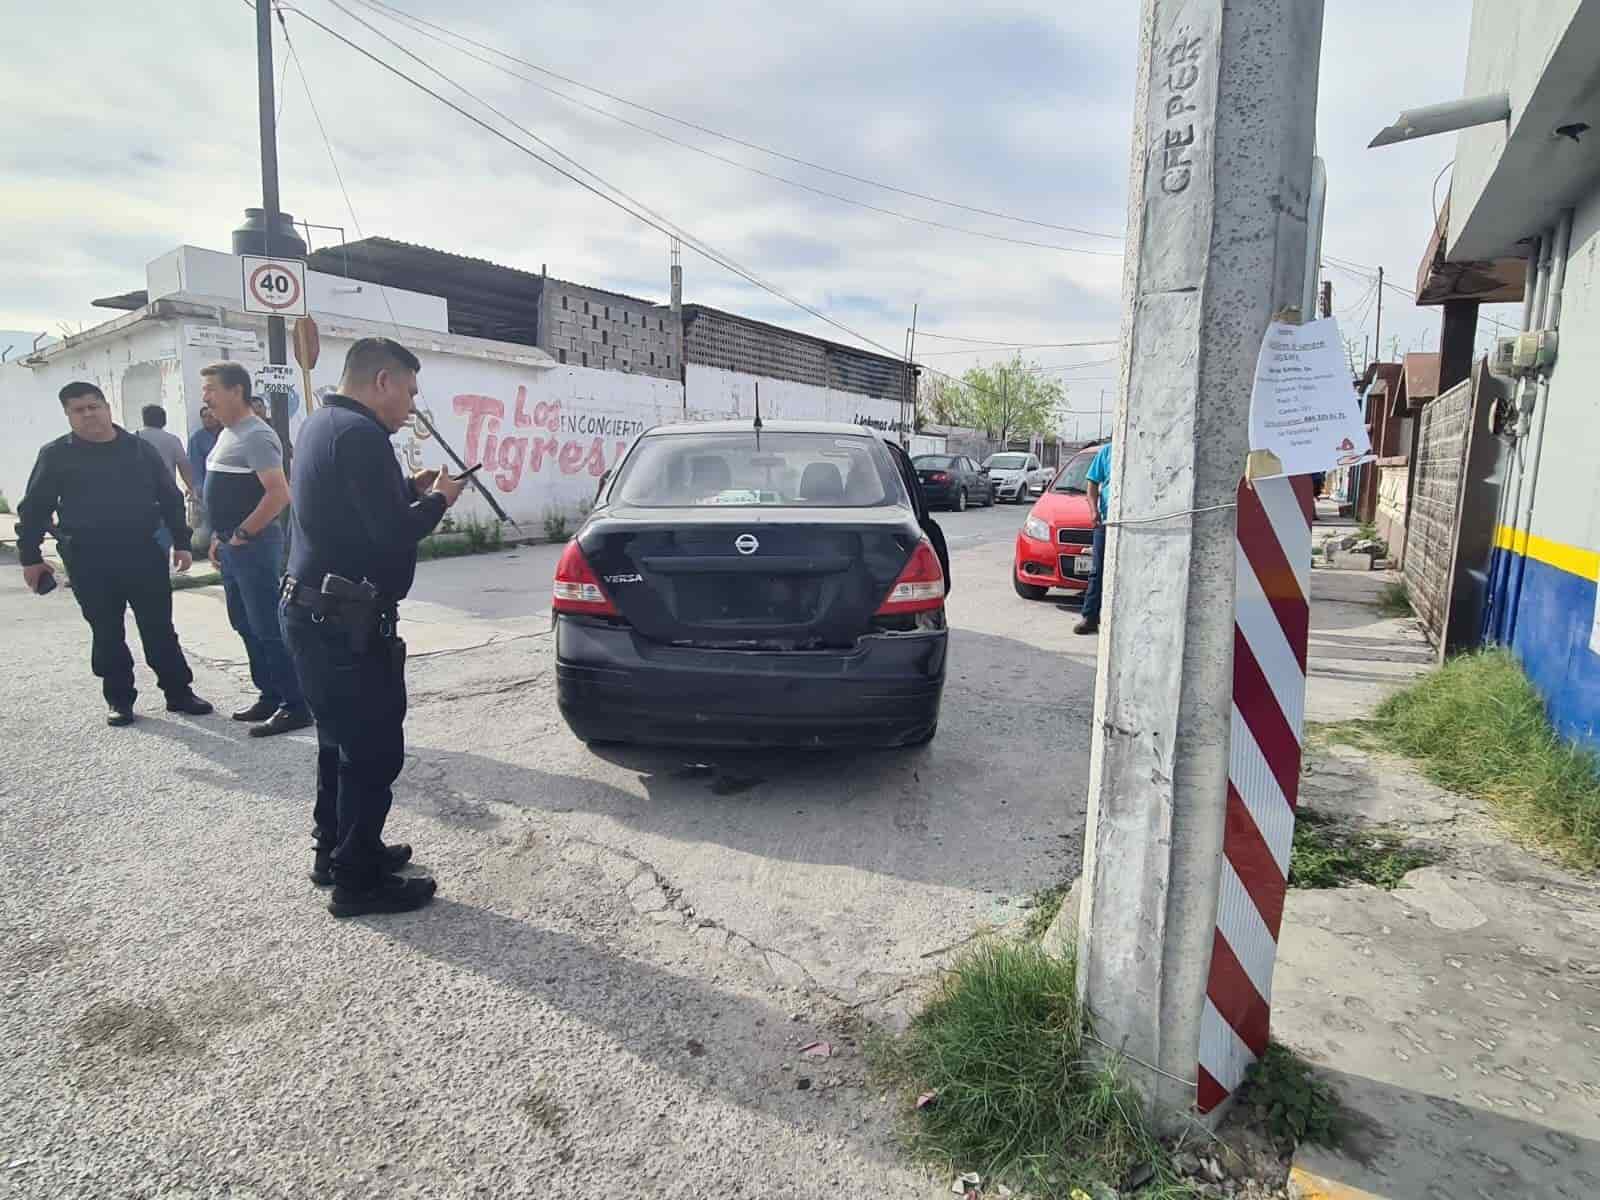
[539,279,681,381]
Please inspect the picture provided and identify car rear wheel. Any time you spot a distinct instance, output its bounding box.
[956,488,968,512]
[1014,576,1049,601]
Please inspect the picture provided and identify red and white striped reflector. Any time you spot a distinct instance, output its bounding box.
[1197,474,1314,1114]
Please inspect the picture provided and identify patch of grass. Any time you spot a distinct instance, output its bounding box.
[0,493,11,515]
[873,941,1197,1198]
[464,514,504,552]
[1306,719,1386,753]
[1376,580,1412,618]
[1289,810,1433,890]
[1356,521,1378,542]
[415,534,475,562]
[416,516,506,561]
[171,570,221,591]
[1021,882,1071,942]
[1236,1042,1345,1150]
[542,508,570,542]
[1376,650,1600,868]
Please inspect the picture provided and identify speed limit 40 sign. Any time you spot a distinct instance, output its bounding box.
[241,255,308,317]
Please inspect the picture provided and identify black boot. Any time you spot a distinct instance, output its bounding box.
[106,704,135,727]
[249,707,313,738]
[328,874,437,918]
[165,691,214,716]
[232,697,278,722]
[309,842,413,887]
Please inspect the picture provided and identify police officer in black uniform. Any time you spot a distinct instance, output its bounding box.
[281,337,465,917]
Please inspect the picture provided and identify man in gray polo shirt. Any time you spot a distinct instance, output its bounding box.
[136,405,195,555]
[202,362,309,737]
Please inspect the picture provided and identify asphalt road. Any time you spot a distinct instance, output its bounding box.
[0,498,1099,1198]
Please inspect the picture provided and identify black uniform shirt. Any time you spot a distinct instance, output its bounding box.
[286,394,447,601]
[15,428,191,566]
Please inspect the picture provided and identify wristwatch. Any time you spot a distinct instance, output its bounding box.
[233,527,255,543]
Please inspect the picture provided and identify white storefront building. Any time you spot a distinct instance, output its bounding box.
[0,244,910,529]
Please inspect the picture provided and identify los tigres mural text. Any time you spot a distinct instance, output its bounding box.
[454,387,648,493]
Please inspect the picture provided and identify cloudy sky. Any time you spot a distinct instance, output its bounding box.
[3,0,1500,427]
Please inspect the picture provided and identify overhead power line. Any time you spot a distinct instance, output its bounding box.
[282,0,911,363]
[916,337,1119,355]
[345,0,1120,258]
[916,331,1118,347]
[354,0,1126,243]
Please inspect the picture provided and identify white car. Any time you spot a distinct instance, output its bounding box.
[982,452,1052,503]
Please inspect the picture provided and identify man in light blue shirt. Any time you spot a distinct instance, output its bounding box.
[1078,440,1112,635]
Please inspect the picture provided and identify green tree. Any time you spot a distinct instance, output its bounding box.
[960,355,1065,445]
[918,372,971,428]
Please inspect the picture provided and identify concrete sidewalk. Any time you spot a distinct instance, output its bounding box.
[1277,557,1600,1198]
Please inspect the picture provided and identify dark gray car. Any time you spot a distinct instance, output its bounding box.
[912,453,993,511]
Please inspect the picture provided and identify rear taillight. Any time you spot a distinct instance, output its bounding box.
[877,539,946,615]
[929,471,949,483]
[552,539,620,616]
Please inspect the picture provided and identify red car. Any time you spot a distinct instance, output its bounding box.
[1012,448,1099,600]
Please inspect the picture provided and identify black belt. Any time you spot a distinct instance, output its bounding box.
[281,576,399,627]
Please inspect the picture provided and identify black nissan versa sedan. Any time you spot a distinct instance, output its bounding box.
[553,420,950,748]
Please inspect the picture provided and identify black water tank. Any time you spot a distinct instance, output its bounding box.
[232,208,309,258]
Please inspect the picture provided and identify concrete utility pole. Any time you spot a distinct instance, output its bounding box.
[1075,0,1325,1127]
[256,0,291,461]
[1373,264,1384,363]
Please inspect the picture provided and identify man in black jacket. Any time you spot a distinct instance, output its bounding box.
[16,381,214,726]
[281,338,463,917]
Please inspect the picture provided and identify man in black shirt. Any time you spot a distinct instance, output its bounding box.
[282,338,464,917]
[16,381,214,726]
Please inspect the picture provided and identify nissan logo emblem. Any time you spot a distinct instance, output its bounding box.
[735,534,760,555]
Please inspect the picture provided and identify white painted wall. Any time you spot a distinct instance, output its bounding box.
[1453,0,1582,226]
[300,335,686,528]
[1525,183,1600,554]
[0,316,185,508]
[147,246,449,332]
[685,364,908,434]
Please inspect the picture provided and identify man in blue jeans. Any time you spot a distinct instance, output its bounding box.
[1077,439,1113,635]
[201,361,311,737]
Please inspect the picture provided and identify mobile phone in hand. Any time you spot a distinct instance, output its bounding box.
[36,573,57,595]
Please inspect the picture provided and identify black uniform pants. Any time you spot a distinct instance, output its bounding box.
[63,542,194,708]
[282,601,406,888]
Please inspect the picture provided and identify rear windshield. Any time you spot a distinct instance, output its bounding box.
[1053,450,1097,493]
[612,431,906,508]
[913,455,955,469]
[986,453,1029,470]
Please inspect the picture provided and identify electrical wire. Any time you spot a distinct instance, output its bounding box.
[1430,159,1454,227]
[346,0,1121,258]
[353,0,1126,242]
[916,331,1118,348]
[280,0,911,363]
[918,341,1119,357]
[275,4,401,330]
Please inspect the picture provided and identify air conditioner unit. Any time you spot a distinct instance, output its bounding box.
[1513,329,1558,372]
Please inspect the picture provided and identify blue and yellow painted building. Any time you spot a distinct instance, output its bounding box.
[1486,528,1600,747]
[1450,0,1600,749]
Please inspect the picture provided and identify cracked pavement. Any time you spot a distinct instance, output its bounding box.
[1,502,1092,1198]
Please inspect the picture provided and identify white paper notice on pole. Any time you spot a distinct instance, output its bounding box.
[1247,316,1370,478]
[254,363,297,392]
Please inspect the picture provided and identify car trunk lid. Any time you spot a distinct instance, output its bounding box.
[581,508,921,649]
